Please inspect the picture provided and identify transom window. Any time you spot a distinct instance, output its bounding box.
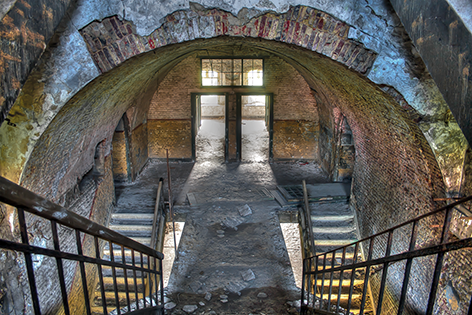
[201,58,263,86]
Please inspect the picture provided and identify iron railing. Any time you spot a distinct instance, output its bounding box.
[301,195,472,315]
[0,176,164,315]
[299,180,316,259]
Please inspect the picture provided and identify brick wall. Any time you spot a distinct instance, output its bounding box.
[112,130,128,181]
[129,122,148,178]
[272,120,319,160]
[147,51,319,161]
[148,120,192,159]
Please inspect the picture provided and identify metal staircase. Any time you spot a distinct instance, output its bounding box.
[0,176,165,315]
[91,179,166,314]
[300,193,472,315]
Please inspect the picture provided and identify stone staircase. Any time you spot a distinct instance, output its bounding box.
[309,201,372,314]
[91,182,163,315]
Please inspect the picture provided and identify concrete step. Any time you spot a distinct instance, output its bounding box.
[312,227,356,239]
[94,291,140,307]
[104,237,152,249]
[311,217,354,229]
[91,305,107,315]
[108,225,153,238]
[100,276,146,293]
[110,213,155,225]
[314,239,358,253]
[101,266,154,278]
[314,279,364,294]
[317,293,363,309]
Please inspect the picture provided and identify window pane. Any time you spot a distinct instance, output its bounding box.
[233,59,242,73]
[243,59,253,73]
[253,59,263,71]
[233,72,242,86]
[222,59,232,73]
[202,59,211,72]
[202,58,262,86]
[211,60,221,73]
[222,73,233,86]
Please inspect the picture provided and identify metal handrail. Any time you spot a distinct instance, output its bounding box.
[150,178,165,251]
[0,176,164,315]
[299,180,317,261]
[301,195,472,315]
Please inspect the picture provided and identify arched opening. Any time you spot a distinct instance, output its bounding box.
[11,33,447,313]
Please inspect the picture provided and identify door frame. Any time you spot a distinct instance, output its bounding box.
[191,92,229,162]
[236,93,274,162]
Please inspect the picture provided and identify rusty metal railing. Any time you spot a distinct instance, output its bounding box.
[0,176,164,315]
[301,196,472,315]
[299,180,317,259]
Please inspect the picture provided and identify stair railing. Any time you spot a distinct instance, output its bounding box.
[145,178,166,299]
[0,176,164,315]
[299,180,316,259]
[301,195,472,315]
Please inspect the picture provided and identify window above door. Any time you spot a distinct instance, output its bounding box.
[201,58,263,87]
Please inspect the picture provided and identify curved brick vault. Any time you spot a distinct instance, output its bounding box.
[79,6,377,75]
[17,36,447,311]
[20,35,444,218]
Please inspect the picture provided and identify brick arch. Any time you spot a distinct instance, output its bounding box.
[79,5,377,75]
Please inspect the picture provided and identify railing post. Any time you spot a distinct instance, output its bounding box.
[320,253,327,310]
[359,237,375,315]
[327,251,336,310]
[301,258,306,309]
[18,208,42,315]
[131,249,140,309]
[347,242,359,315]
[75,230,92,315]
[398,221,418,314]
[160,258,164,307]
[426,206,454,315]
[109,240,121,315]
[95,236,108,315]
[376,230,393,315]
[51,221,70,315]
[121,245,131,310]
[336,246,347,313]
[313,256,319,308]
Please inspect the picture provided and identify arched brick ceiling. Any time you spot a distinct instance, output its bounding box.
[20,37,444,225]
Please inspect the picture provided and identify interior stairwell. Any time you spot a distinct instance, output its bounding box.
[309,202,373,314]
[91,177,166,314]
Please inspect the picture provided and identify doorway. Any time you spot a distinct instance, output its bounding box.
[237,93,273,162]
[191,93,229,161]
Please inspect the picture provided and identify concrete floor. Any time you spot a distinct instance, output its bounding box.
[114,121,331,314]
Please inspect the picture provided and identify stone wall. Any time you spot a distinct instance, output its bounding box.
[0,0,72,125]
[390,0,472,146]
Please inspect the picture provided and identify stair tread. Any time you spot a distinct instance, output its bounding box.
[109,225,153,230]
[312,227,355,233]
